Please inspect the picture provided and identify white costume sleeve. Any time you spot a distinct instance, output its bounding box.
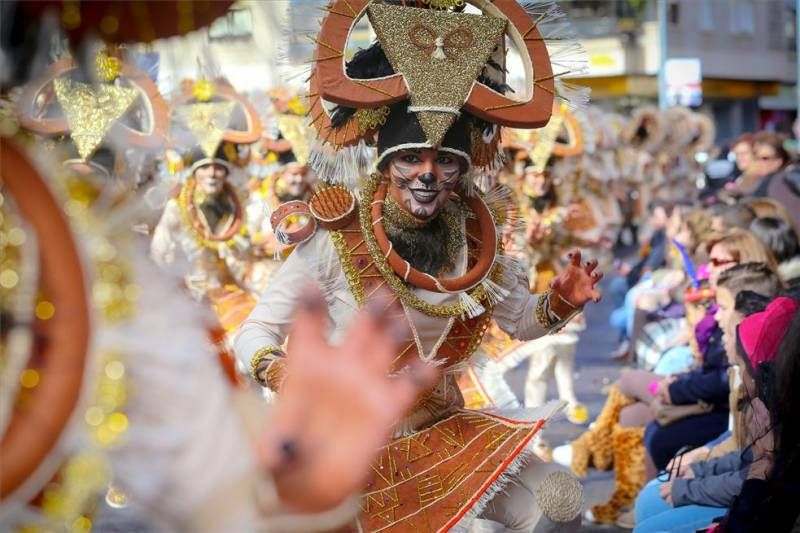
[492,266,549,341]
[150,200,181,267]
[233,228,338,369]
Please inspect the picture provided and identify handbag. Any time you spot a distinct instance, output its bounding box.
[651,398,713,426]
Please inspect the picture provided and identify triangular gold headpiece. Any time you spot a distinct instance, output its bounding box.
[367,4,506,147]
[53,78,139,160]
[276,114,311,166]
[175,102,236,158]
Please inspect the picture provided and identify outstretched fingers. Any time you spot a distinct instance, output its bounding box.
[343,289,409,374]
[288,284,331,365]
[567,249,582,267]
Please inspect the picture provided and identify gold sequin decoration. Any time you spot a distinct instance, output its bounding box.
[354,106,391,134]
[329,229,367,305]
[276,114,311,166]
[175,101,236,158]
[366,4,506,146]
[530,110,565,173]
[422,0,466,9]
[193,79,217,102]
[53,78,139,160]
[95,50,121,82]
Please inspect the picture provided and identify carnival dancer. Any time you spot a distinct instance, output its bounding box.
[236,1,602,530]
[246,89,316,264]
[151,77,271,333]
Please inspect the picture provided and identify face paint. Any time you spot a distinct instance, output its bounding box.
[278,164,309,200]
[384,149,464,220]
[195,163,228,195]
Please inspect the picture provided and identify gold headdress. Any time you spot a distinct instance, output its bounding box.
[261,88,312,168]
[169,77,263,173]
[16,50,168,167]
[303,0,587,187]
[503,102,587,174]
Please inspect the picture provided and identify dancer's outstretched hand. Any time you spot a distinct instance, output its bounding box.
[549,249,603,317]
[257,286,438,512]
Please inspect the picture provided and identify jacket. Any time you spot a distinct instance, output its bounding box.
[668,323,730,407]
[672,451,749,508]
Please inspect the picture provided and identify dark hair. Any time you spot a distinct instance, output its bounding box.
[734,289,772,316]
[748,304,800,528]
[648,199,676,217]
[717,262,782,299]
[752,131,790,165]
[717,204,756,231]
[749,217,800,264]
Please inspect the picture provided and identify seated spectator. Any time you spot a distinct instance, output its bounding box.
[709,204,756,233]
[741,132,790,197]
[608,200,673,358]
[749,216,800,287]
[632,295,797,533]
[708,297,800,532]
[553,256,780,526]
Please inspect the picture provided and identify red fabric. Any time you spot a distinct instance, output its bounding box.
[739,296,798,367]
[20,1,233,44]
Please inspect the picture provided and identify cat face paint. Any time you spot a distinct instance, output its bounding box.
[384,149,465,220]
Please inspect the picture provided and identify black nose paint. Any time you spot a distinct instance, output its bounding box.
[418,172,437,186]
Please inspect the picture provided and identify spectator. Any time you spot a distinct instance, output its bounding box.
[709,297,800,532]
[749,217,800,287]
[750,132,790,196]
[710,204,756,233]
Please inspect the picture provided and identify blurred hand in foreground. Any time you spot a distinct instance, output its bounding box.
[257,286,438,512]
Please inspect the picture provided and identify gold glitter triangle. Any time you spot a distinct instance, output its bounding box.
[416,111,459,149]
[367,4,506,146]
[531,111,564,172]
[53,78,139,160]
[175,102,236,158]
[276,114,311,166]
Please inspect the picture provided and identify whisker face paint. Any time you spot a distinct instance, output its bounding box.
[384,148,465,221]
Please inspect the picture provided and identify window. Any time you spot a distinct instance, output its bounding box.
[728,0,755,35]
[697,0,713,32]
[208,8,253,41]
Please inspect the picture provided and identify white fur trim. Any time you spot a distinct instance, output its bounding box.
[408,105,462,117]
[190,158,232,175]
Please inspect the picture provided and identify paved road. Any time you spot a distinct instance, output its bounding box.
[506,276,629,531]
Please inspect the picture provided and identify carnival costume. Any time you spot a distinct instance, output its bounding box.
[1,14,375,526]
[151,78,268,334]
[236,1,594,531]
